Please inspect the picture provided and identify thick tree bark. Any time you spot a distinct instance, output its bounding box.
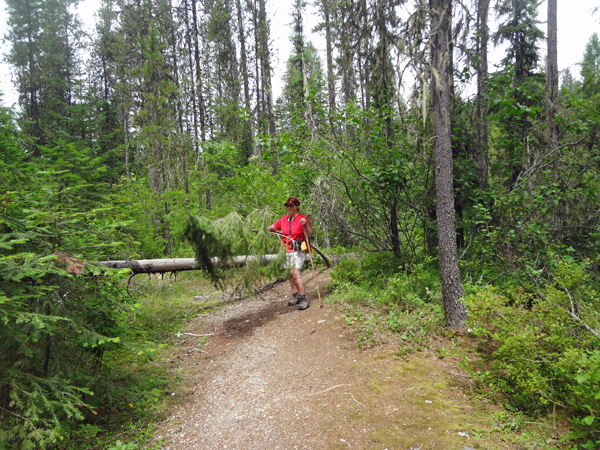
[476,0,490,189]
[430,0,467,329]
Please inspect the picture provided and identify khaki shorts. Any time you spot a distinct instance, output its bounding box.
[284,250,307,269]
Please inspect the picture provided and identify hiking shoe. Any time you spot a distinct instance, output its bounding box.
[288,292,300,306]
[298,297,309,310]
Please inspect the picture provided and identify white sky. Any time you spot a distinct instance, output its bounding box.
[0,0,598,109]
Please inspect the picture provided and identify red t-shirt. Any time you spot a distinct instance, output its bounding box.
[273,214,311,251]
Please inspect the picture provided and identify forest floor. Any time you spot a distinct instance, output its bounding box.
[146,269,552,450]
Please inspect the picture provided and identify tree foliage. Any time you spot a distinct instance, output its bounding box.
[2,0,600,446]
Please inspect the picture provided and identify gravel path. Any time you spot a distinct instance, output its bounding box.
[151,269,517,450]
[157,270,352,449]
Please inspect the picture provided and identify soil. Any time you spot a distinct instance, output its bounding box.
[150,268,521,450]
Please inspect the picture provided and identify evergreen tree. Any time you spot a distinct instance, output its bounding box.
[0,97,137,448]
[314,0,337,121]
[560,67,580,94]
[280,43,325,133]
[581,33,600,97]
[87,0,127,185]
[494,0,544,84]
[206,0,243,143]
[492,0,545,186]
[4,0,85,153]
[134,21,185,256]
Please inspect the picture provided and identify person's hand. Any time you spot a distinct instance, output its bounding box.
[300,218,307,226]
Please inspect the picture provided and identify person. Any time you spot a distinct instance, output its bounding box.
[269,197,312,310]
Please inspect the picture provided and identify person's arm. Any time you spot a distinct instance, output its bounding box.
[300,217,312,239]
[269,218,281,233]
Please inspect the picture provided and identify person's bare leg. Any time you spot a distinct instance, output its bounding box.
[292,267,309,310]
[287,270,302,306]
[288,271,299,293]
[291,268,306,295]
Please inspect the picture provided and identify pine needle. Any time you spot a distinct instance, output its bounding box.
[183,210,290,292]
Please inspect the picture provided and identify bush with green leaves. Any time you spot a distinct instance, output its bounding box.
[329,252,444,346]
[569,350,600,448]
[330,251,405,289]
[465,259,600,448]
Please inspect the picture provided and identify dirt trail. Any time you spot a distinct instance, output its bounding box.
[153,269,510,450]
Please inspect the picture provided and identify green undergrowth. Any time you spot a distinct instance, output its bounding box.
[326,251,600,449]
[327,251,446,350]
[51,271,217,450]
[464,259,600,449]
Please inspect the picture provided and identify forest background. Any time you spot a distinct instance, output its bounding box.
[1,0,600,448]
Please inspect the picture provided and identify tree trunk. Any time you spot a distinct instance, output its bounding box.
[63,2,73,109]
[339,7,355,106]
[323,0,336,118]
[168,0,183,134]
[183,0,200,159]
[250,0,262,147]
[25,1,41,157]
[165,200,172,258]
[258,0,275,136]
[476,0,490,189]
[547,0,558,152]
[191,0,206,143]
[100,254,280,273]
[236,0,253,158]
[302,51,315,141]
[390,198,401,258]
[547,0,559,231]
[429,0,467,329]
[124,109,130,179]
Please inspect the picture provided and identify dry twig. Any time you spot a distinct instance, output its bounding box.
[309,384,348,396]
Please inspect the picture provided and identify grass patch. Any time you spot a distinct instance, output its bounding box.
[326,254,445,351]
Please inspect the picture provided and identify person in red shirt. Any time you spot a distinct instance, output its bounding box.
[269,197,312,310]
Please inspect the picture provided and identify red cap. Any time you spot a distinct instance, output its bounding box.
[284,197,300,206]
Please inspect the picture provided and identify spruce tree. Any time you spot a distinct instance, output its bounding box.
[493,0,544,186]
[581,33,600,97]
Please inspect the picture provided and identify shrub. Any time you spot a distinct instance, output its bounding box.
[330,251,404,288]
[465,259,600,447]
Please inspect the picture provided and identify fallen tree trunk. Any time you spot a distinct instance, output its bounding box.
[99,254,279,274]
